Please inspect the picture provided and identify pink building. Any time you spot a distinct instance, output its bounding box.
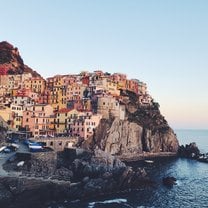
[70,113,102,139]
[22,104,55,137]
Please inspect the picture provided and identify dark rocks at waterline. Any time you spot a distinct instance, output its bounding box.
[0,177,70,208]
[0,149,154,207]
[0,170,153,207]
[178,142,200,159]
[162,176,177,187]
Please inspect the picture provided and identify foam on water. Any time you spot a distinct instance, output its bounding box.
[88,198,127,208]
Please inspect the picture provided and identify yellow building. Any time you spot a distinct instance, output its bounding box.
[30,77,46,94]
[0,105,13,127]
[48,86,67,111]
[106,79,120,96]
[66,83,86,101]
[24,77,46,94]
[55,108,79,134]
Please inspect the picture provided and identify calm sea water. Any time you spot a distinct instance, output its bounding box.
[48,129,208,208]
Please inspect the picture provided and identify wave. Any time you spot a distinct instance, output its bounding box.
[88,198,127,208]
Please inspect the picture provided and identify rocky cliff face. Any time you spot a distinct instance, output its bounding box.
[86,90,179,158]
[0,41,41,77]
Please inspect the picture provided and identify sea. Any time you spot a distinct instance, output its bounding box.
[48,129,208,208]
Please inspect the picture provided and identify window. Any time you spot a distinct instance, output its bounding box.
[103,102,105,105]
[50,141,53,146]
[26,118,29,122]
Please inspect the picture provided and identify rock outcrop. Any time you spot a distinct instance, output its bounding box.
[94,118,178,156]
[86,90,179,158]
[178,142,200,158]
[0,41,41,77]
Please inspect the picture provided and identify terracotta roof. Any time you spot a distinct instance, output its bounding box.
[57,108,76,114]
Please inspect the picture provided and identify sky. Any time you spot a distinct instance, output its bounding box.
[1,0,208,129]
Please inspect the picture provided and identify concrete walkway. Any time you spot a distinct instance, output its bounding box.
[118,152,177,162]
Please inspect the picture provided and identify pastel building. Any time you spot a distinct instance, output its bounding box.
[10,104,24,130]
[54,108,79,134]
[125,79,139,94]
[137,81,147,95]
[106,79,120,96]
[7,73,32,91]
[30,77,46,94]
[22,104,55,137]
[0,105,13,126]
[111,73,127,90]
[47,86,67,111]
[0,86,7,96]
[0,75,9,87]
[66,83,86,101]
[12,95,34,106]
[70,113,102,139]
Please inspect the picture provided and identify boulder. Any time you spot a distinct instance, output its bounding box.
[162,176,177,187]
[178,142,200,158]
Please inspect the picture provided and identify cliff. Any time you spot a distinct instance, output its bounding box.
[86,90,179,159]
[0,41,41,77]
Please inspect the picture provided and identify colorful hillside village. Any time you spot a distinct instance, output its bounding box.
[0,71,152,140]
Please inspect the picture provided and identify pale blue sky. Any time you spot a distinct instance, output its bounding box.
[1,0,208,129]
